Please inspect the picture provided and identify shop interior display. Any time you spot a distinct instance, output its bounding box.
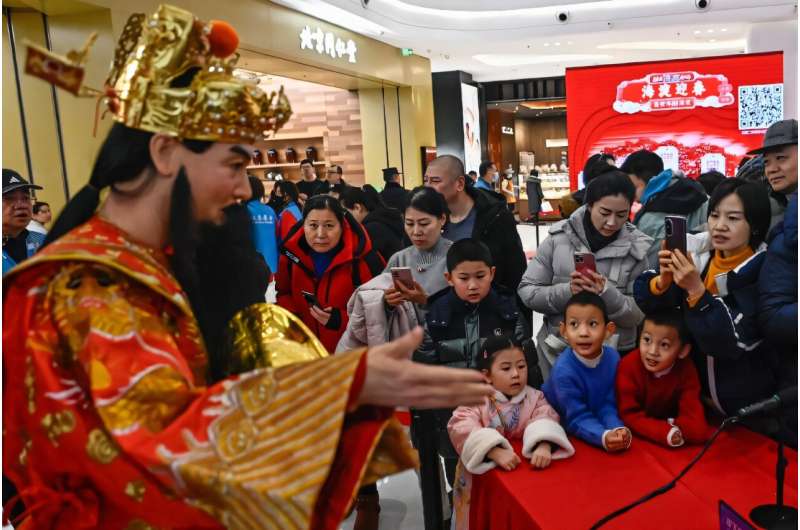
[247,134,328,174]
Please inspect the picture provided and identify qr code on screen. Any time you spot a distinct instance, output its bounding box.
[738,84,783,131]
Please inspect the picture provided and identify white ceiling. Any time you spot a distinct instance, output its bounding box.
[271,0,797,81]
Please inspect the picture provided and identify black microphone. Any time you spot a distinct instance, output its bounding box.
[737,387,797,418]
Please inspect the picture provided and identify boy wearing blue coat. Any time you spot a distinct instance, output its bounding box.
[543,291,632,452]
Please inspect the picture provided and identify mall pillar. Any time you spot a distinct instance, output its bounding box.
[432,70,487,172]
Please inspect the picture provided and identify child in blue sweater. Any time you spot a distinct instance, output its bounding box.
[543,291,632,452]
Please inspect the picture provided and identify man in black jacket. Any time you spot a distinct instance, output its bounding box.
[423,155,526,291]
[380,167,409,211]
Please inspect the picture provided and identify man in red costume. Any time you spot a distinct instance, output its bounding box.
[3,6,492,529]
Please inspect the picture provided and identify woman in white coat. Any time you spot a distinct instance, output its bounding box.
[518,170,653,380]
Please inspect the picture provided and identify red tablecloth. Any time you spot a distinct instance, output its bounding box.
[470,427,797,530]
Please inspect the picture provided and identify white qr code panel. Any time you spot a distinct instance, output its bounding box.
[738,83,784,131]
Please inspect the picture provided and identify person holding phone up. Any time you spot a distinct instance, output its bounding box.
[277,195,384,353]
[518,171,653,380]
[633,179,778,424]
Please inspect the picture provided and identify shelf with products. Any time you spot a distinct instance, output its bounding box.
[248,161,327,170]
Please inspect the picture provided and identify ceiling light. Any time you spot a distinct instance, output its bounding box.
[544,42,550,47]
[709,38,716,42]
[381,0,669,19]
[693,30,702,35]
[276,0,390,37]
[721,28,728,32]
[554,42,561,46]
[473,53,613,66]
[707,29,714,33]
[597,39,745,51]
[567,41,573,45]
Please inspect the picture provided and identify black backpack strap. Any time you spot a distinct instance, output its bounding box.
[351,249,384,287]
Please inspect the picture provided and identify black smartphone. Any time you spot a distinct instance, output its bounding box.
[301,290,320,308]
[664,215,687,255]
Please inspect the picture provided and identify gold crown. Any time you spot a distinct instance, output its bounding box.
[25,4,291,143]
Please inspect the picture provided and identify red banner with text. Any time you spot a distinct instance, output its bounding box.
[566,52,784,189]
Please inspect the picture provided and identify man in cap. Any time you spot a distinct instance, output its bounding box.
[3,6,491,529]
[380,166,409,210]
[2,169,45,274]
[755,119,798,445]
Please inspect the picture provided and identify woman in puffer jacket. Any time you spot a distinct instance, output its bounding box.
[276,195,384,353]
[634,178,777,419]
[518,171,653,380]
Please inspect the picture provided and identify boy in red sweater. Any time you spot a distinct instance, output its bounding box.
[616,310,709,447]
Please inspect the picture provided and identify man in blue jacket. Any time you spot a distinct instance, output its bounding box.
[2,169,45,275]
[245,176,279,276]
[754,120,798,444]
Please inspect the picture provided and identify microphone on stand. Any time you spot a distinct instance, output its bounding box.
[737,387,797,419]
[590,388,799,530]
[738,387,798,530]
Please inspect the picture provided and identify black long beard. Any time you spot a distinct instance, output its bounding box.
[167,172,271,383]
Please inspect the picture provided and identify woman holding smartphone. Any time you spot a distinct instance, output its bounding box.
[633,178,776,421]
[518,171,653,379]
[337,187,452,353]
[276,195,384,353]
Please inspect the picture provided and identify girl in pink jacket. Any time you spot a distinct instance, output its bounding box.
[447,335,575,530]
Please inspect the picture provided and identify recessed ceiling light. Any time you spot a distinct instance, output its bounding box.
[554,42,561,46]
[721,28,728,32]
[693,30,701,34]
[707,29,714,33]
[567,41,573,45]
[709,38,716,42]
[544,42,550,47]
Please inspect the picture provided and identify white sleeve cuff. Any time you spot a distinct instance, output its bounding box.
[667,425,684,447]
[601,429,612,451]
[521,418,575,460]
[461,428,511,475]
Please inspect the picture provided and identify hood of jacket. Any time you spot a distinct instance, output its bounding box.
[636,171,707,219]
[465,184,509,236]
[525,176,542,184]
[364,207,404,240]
[280,212,371,277]
[550,205,652,262]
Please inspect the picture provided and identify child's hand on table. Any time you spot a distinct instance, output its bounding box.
[530,443,552,469]
[488,446,521,471]
[604,427,632,452]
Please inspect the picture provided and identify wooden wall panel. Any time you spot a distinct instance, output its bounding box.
[514,117,568,168]
[260,75,365,184]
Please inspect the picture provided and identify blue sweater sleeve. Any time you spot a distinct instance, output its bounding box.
[550,368,608,447]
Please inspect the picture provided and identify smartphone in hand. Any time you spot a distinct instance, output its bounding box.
[390,267,414,289]
[574,252,597,277]
[664,215,688,255]
[301,290,321,308]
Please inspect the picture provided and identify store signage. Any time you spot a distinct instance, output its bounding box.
[402,48,414,57]
[501,126,514,135]
[613,71,735,114]
[299,25,357,63]
[545,138,568,147]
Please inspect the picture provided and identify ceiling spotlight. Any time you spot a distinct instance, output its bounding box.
[707,29,714,33]
[544,42,550,47]
[721,28,728,32]
[695,0,710,9]
[693,30,701,34]
[554,42,561,46]
[556,11,569,23]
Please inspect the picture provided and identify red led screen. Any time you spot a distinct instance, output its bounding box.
[566,52,784,189]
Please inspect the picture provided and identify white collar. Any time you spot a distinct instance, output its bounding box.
[493,387,528,404]
[573,348,603,368]
[653,363,675,378]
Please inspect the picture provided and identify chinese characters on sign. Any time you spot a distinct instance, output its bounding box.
[299,25,357,64]
[614,71,734,114]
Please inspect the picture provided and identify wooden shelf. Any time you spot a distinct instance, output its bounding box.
[248,161,327,170]
[265,133,324,141]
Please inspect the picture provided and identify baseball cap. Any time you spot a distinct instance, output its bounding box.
[747,119,798,155]
[3,169,42,195]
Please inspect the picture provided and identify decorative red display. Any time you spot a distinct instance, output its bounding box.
[567,52,784,188]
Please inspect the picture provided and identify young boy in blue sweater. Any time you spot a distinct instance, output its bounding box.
[543,291,632,452]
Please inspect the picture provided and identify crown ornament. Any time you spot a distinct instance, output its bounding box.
[25,4,291,143]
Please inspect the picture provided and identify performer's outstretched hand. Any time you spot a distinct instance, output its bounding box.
[358,327,493,409]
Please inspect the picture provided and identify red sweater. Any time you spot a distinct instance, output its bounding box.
[616,350,710,447]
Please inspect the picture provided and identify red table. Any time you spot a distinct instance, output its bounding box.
[469,427,797,530]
